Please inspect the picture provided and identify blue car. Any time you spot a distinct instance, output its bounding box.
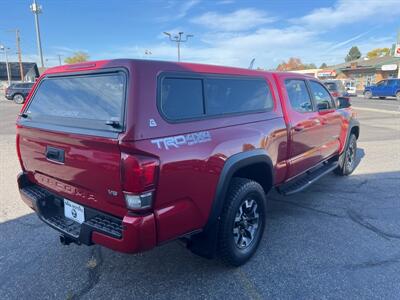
[364,79,400,100]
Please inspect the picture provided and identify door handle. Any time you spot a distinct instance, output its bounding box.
[293,125,305,132]
[45,146,65,163]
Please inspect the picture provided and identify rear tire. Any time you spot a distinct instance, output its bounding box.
[13,93,25,104]
[218,178,266,266]
[335,133,357,176]
[364,91,372,99]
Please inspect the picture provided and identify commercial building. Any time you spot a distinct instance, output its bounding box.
[0,62,40,83]
[332,56,400,92]
[292,56,400,93]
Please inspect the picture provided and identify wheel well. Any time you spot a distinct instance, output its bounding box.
[351,126,359,139]
[232,162,273,194]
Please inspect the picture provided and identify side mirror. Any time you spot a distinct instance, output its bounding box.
[337,97,351,109]
[317,102,329,110]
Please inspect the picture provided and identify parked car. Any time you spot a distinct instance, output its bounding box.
[16,60,359,266]
[344,80,357,96]
[364,79,400,100]
[322,80,348,98]
[5,82,35,104]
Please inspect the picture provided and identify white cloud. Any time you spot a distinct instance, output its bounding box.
[324,29,375,52]
[176,0,201,18]
[29,1,399,69]
[296,0,400,29]
[192,8,276,31]
[216,0,235,4]
[156,0,200,22]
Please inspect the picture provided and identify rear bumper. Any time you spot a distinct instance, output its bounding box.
[17,172,156,253]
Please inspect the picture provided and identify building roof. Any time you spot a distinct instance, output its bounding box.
[331,56,400,72]
[0,62,39,81]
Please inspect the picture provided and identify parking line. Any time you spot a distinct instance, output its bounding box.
[352,106,400,115]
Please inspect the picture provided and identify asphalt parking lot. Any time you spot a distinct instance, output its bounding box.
[0,96,399,299]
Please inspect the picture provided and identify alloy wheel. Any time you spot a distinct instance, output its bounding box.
[233,198,260,249]
[346,140,356,170]
[13,94,24,104]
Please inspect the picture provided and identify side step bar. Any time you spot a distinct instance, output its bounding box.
[277,160,339,196]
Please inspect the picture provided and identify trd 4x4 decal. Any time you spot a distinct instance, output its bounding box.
[151,131,212,150]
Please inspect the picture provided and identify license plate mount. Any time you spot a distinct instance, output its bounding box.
[64,199,85,224]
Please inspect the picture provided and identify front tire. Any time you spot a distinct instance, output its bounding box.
[218,178,266,266]
[13,94,25,104]
[364,91,372,99]
[335,133,357,176]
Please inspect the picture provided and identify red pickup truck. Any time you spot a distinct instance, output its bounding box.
[16,59,359,266]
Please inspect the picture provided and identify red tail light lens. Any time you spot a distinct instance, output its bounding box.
[121,153,159,194]
[331,92,339,97]
[15,132,25,171]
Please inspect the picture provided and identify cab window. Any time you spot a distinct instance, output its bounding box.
[284,79,313,113]
[309,81,334,110]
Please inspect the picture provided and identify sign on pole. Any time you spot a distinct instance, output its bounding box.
[395,44,400,58]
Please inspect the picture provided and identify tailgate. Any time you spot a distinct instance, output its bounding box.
[16,70,128,217]
[17,127,126,217]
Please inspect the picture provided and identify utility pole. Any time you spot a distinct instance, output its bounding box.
[163,31,193,62]
[30,0,44,68]
[0,45,11,85]
[16,29,24,81]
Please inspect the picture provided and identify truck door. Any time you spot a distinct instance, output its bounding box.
[387,80,397,96]
[308,80,342,161]
[374,80,388,96]
[282,78,323,179]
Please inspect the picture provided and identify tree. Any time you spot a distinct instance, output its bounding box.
[276,57,303,71]
[367,47,390,59]
[345,46,361,62]
[320,62,328,68]
[64,52,89,64]
[303,63,317,69]
[276,58,318,71]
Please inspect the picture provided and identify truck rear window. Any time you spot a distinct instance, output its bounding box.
[24,72,126,132]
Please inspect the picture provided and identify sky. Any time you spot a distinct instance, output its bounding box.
[0,0,399,69]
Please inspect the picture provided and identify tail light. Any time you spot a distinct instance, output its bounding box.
[121,153,159,211]
[331,91,339,97]
[16,132,25,171]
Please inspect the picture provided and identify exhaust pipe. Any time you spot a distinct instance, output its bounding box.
[59,235,73,246]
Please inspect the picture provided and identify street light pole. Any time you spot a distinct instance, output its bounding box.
[163,31,194,62]
[0,45,11,85]
[30,0,44,68]
[57,54,62,65]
